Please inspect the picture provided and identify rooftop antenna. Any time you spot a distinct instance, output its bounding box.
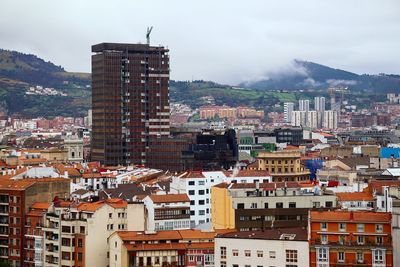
[146,26,153,45]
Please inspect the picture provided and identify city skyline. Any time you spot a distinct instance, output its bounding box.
[0,0,399,84]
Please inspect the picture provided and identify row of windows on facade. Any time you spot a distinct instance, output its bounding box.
[220,247,298,264]
[190,208,210,216]
[108,212,126,219]
[261,159,300,165]
[107,223,126,231]
[317,248,385,264]
[0,195,20,203]
[155,220,191,230]
[320,222,384,232]
[0,205,21,213]
[237,201,334,210]
[188,189,210,195]
[188,180,215,186]
[319,234,384,245]
[239,215,307,222]
[190,199,210,206]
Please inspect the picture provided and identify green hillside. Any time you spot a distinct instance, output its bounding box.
[0,49,91,118]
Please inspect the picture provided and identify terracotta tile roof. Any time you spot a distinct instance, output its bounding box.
[369,180,400,195]
[77,198,127,212]
[224,169,271,177]
[178,229,217,239]
[82,173,103,178]
[0,179,36,190]
[179,171,205,179]
[31,202,51,210]
[19,157,48,164]
[149,194,190,203]
[336,192,374,202]
[310,210,391,223]
[118,230,183,241]
[27,209,47,217]
[53,164,82,177]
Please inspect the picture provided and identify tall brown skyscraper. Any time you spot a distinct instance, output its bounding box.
[91,43,170,166]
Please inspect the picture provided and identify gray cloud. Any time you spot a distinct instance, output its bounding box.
[0,0,399,85]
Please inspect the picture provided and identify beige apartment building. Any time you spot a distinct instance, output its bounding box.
[253,151,310,182]
[43,199,145,267]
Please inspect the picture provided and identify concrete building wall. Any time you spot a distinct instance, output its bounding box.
[215,237,309,267]
[211,186,235,230]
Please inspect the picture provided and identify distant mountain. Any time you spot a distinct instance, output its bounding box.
[0,49,91,118]
[241,60,400,92]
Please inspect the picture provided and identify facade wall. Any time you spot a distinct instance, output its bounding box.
[215,237,309,267]
[211,186,235,230]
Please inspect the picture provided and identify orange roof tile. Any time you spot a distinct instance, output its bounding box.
[149,194,190,203]
[311,210,391,223]
[31,202,51,210]
[336,192,374,202]
[118,230,182,241]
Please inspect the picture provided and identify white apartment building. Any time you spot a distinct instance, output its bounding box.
[314,97,326,112]
[284,102,294,123]
[299,99,310,112]
[323,110,338,129]
[143,194,191,231]
[292,111,318,128]
[215,228,309,267]
[170,170,272,227]
[42,199,145,267]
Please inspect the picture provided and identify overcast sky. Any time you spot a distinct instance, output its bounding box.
[1,0,399,84]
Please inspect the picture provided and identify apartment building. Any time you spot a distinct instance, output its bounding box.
[143,194,191,231]
[0,178,69,267]
[215,227,309,267]
[309,210,393,267]
[24,202,50,267]
[42,198,145,267]
[284,102,294,123]
[108,229,222,267]
[170,170,272,227]
[336,192,375,211]
[254,151,311,182]
[211,181,337,230]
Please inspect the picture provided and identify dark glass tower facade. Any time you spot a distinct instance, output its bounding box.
[91,43,170,166]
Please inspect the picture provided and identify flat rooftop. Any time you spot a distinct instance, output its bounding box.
[92,42,168,53]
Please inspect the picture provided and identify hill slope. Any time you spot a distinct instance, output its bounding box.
[0,49,91,118]
[241,60,400,92]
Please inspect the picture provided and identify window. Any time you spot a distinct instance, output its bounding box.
[251,203,257,209]
[376,224,383,233]
[232,249,239,256]
[198,190,205,195]
[357,235,364,245]
[339,235,346,245]
[276,202,283,208]
[264,203,268,209]
[357,224,364,232]
[286,250,297,263]
[199,200,205,205]
[317,248,328,262]
[220,247,226,259]
[339,223,346,232]
[373,249,385,264]
[325,201,333,207]
[245,250,251,257]
[269,251,276,259]
[199,210,205,215]
[356,252,363,263]
[376,236,383,245]
[188,181,195,186]
[198,181,205,185]
[188,190,195,195]
[257,250,263,257]
[108,213,112,219]
[237,203,244,209]
[220,262,226,267]
[321,235,328,244]
[289,202,296,208]
[190,200,195,205]
[321,222,327,231]
[338,251,345,262]
[313,202,321,208]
